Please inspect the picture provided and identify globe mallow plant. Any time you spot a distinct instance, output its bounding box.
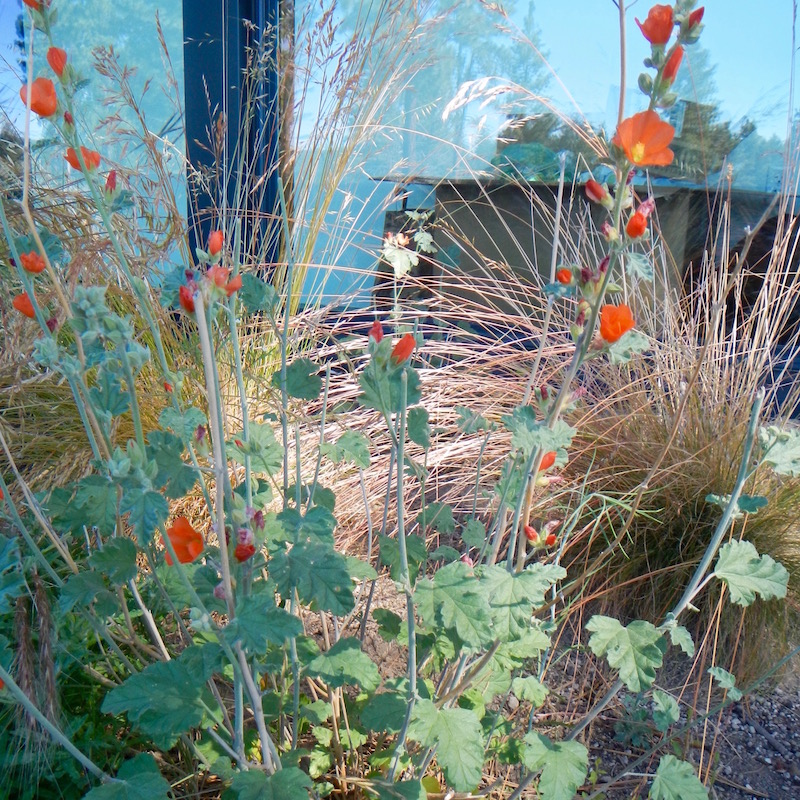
[0,2,794,799]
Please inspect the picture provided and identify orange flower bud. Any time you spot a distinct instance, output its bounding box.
[208,229,224,256]
[179,285,195,313]
[600,303,635,343]
[539,451,557,471]
[23,0,43,9]
[19,251,46,274]
[662,46,684,84]
[368,319,384,342]
[545,532,557,547]
[65,146,101,171]
[524,524,539,543]
[688,7,704,28]
[391,333,416,365]
[556,268,573,285]
[234,542,256,562]
[19,77,57,117]
[47,47,67,78]
[585,179,609,204]
[12,293,36,319]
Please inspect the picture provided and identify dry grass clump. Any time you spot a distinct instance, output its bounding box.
[563,199,800,675]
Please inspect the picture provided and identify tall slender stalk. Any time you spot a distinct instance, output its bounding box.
[388,370,416,782]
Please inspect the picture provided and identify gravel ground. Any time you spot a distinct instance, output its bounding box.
[538,648,800,800]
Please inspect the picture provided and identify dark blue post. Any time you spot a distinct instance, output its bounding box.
[183,0,280,261]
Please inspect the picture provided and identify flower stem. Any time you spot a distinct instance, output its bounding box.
[388,369,417,782]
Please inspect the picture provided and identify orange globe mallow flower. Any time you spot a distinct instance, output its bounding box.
[19,77,57,118]
[65,146,101,171]
[20,251,46,274]
[626,211,648,238]
[612,110,675,167]
[206,265,242,297]
[636,4,674,45]
[600,304,635,343]
[23,0,43,9]
[164,517,204,565]
[13,293,36,319]
[47,47,67,78]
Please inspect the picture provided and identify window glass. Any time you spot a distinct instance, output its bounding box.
[290,0,799,307]
[1,1,185,225]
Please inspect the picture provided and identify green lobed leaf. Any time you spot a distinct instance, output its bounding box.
[358,358,422,416]
[431,707,485,792]
[407,406,431,450]
[607,330,650,364]
[705,492,768,518]
[361,690,407,734]
[320,430,371,469]
[511,676,549,708]
[586,616,665,692]
[239,273,278,316]
[652,689,680,732]
[667,624,695,658]
[343,555,377,581]
[501,407,575,459]
[101,659,212,749]
[624,252,654,281]
[408,700,484,792]
[222,766,313,800]
[83,754,171,799]
[374,608,403,641]
[416,502,455,534]
[759,424,800,476]
[270,540,354,615]
[649,755,708,800]
[305,637,380,692]
[455,405,490,433]
[415,561,493,651]
[225,589,303,653]
[159,406,207,442]
[300,700,333,725]
[462,519,486,549]
[147,430,197,500]
[119,486,168,547]
[713,540,788,606]
[74,475,119,537]
[88,538,138,585]
[522,732,588,800]
[272,357,322,401]
[60,572,115,615]
[707,667,742,701]
[276,505,337,547]
[88,367,130,422]
[379,534,427,583]
[228,423,283,476]
[477,564,564,642]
